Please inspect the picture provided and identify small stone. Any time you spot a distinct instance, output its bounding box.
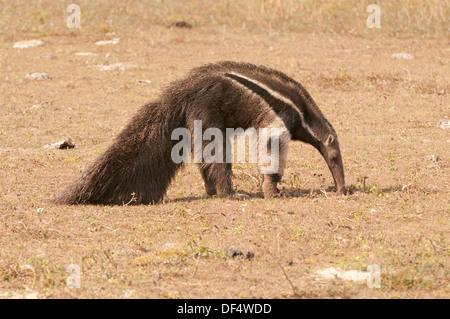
[25,72,52,80]
[171,21,192,29]
[75,52,98,57]
[93,63,137,71]
[226,247,243,258]
[95,38,120,46]
[316,267,371,283]
[401,184,411,191]
[226,247,254,260]
[39,53,56,59]
[430,155,440,163]
[437,120,450,130]
[391,53,414,60]
[136,79,152,84]
[43,138,75,150]
[244,251,254,260]
[13,39,45,49]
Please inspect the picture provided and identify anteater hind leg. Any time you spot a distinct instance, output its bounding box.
[192,115,234,198]
[199,158,233,197]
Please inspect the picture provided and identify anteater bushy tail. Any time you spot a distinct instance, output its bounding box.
[55,101,184,205]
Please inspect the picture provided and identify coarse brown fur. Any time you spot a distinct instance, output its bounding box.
[55,61,346,205]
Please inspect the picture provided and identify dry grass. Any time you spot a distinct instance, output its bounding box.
[0,0,448,39]
[0,1,449,299]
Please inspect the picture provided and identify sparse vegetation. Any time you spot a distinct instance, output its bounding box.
[1,0,448,38]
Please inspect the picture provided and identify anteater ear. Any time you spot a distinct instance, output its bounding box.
[325,134,334,146]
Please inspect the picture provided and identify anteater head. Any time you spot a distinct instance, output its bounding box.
[318,133,346,195]
[293,114,346,195]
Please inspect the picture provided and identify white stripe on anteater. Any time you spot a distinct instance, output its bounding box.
[225,71,320,142]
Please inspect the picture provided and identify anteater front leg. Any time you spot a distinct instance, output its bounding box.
[199,163,217,196]
[259,128,290,198]
[214,162,233,197]
[262,174,282,198]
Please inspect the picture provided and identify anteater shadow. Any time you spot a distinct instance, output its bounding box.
[167,186,341,203]
[134,184,412,205]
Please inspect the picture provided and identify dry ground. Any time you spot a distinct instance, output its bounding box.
[0,2,449,299]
